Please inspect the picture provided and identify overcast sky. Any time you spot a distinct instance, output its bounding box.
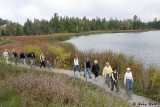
[0,0,160,25]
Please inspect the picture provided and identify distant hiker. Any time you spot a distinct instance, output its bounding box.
[46,61,51,70]
[12,49,18,65]
[29,51,35,68]
[40,53,45,68]
[84,57,92,79]
[124,67,134,94]
[74,55,81,76]
[102,62,113,88]
[3,49,9,64]
[92,60,100,80]
[20,51,26,65]
[111,68,119,93]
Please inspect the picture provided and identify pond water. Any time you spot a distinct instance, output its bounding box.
[66,31,160,67]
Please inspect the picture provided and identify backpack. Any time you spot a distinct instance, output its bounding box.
[25,53,30,58]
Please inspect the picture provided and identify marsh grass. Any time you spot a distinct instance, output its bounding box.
[0,62,133,107]
[0,31,160,102]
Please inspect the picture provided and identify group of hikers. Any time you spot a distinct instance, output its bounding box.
[3,49,134,94]
[74,55,134,94]
[3,49,51,69]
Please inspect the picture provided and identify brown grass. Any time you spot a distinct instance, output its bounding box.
[7,73,79,106]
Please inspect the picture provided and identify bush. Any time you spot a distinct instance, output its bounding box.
[151,71,160,88]
[7,73,79,106]
[24,45,42,57]
[49,46,71,68]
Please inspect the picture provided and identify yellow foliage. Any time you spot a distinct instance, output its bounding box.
[24,45,42,57]
[0,36,4,41]
[151,71,160,88]
[49,46,71,68]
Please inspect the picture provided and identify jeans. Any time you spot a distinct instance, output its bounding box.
[21,58,26,65]
[14,57,18,65]
[111,80,119,92]
[106,74,110,88]
[30,59,35,68]
[126,79,133,92]
[74,65,80,72]
[84,68,91,78]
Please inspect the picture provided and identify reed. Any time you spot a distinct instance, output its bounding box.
[0,31,159,102]
[0,62,133,107]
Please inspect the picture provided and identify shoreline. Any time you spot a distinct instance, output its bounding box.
[72,29,150,37]
[0,29,160,103]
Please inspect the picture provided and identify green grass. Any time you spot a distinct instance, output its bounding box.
[39,30,149,42]
[0,62,133,107]
[0,29,159,104]
[40,34,74,42]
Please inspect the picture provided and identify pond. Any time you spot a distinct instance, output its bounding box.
[66,31,160,67]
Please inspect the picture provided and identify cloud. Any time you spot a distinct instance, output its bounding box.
[0,8,7,16]
[18,5,43,20]
[0,0,160,24]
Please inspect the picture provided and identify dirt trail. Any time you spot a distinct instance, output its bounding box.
[9,63,160,107]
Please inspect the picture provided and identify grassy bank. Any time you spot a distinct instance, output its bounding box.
[0,62,133,107]
[0,30,160,103]
[40,30,149,42]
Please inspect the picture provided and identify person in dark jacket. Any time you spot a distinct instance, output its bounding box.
[84,57,92,79]
[92,60,100,80]
[12,49,18,65]
[29,51,35,68]
[111,68,119,93]
[20,51,26,65]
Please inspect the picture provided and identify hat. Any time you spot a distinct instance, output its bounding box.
[127,67,131,71]
[94,60,98,63]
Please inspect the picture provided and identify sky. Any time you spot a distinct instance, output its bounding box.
[0,0,160,25]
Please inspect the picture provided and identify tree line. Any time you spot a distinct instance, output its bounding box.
[0,13,160,36]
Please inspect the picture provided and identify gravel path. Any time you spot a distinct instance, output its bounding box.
[10,63,160,107]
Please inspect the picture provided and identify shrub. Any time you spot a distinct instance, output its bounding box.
[49,46,71,68]
[0,36,4,42]
[7,73,79,106]
[24,45,42,57]
[151,71,160,88]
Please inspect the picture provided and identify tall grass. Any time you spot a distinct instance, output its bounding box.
[0,62,133,107]
[1,32,160,102]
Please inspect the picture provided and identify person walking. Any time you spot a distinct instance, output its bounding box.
[92,60,100,80]
[102,62,113,88]
[29,51,35,68]
[84,57,92,79]
[3,49,9,64]
[40,53,45,68]
[111,68,119,93]
[74,55,81,76]
[12,49,18,65]
[20,51,26,65]
[46,61,51,70]
[124,67,134,94]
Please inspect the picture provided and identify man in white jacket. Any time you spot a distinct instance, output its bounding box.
[3,49,9,64]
